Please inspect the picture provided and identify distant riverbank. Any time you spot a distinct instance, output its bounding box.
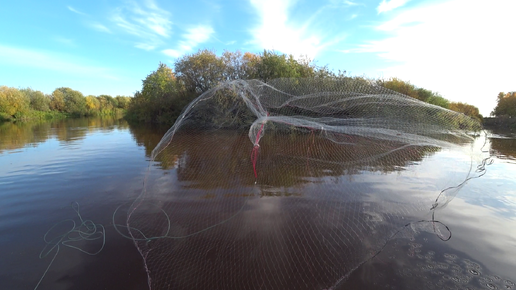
[483,116,516,131]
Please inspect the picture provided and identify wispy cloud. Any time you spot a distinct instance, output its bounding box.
[0,45,118,80]
[162,25,214,58]
[328,0,364,7]
[89,22,111,33]
[54,36,76,47]
[249,0,341,59]
[67,5,87,16]
[377,0,410,14]
[111,0,172,50]
[136,43,156,51]
[183,25,213,46]
[357,0,516,115]
[162,49,181,58]
[343,0,363,7]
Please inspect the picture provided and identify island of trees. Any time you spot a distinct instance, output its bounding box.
[2,49,510,126]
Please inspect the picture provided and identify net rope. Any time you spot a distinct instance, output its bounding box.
[125,78,484,290]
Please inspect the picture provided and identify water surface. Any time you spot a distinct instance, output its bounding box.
[0,118,515,290]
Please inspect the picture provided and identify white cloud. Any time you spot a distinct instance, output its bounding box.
[0,45,118,80]
[250,0,350,59]
[329,0,364,7]
[161,25,214,58]
[344,0,361,6]
[162,49,181,58]
[357,0,516,116]
[89,22,112,33]
[377,0,410,14]
[183,25,213,44]
[136,43,156,51]
[67,5,87,16]
[111,0,172,50]
[251,0,326,59]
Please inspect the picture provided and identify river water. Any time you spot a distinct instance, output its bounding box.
[0,117,515,290]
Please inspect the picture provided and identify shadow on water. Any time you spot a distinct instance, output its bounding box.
[128,122,171,158]
[490,136,516,161]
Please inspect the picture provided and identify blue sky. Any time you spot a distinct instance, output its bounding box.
[0,0,514,116]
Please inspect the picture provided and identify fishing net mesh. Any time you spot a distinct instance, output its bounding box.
[125,78,483,290]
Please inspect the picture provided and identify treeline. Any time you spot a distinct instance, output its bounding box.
[126,49,483,125]
[377,78,483,122]
[0,86,132,122]
[2,49,486,125]
[126,49,342,124]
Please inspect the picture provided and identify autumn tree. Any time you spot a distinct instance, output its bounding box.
[49,89,66,112]
[377,78,450,109]
[492,92,516,117]
[115,96,131,109]
[242,52,261,80]
[51,87,86,116]
[253,50,316,82]
[85,95,100,115]
[425,93,450,109]
[377,78,420,100]
[221,50,247,81]
[20,88,50,112]
[97,95,115,113]
[449,102,482,122]
[174,49,226,93]
[0,86,29,118]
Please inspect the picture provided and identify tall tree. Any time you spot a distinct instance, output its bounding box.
[141,63,178,97]
[127,62,188,123]
[492,92,516,117]
[174,49,225,93]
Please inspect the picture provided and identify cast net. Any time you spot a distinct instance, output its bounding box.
[123,78,484,290]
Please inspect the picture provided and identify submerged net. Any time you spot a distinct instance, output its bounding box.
[123,78,484,290]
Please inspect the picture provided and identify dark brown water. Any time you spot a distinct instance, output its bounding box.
[0,118,515,290]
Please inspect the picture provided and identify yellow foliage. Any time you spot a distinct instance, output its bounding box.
[449,102,482,122]
[0,86,29,116]
[85,95,100,110]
